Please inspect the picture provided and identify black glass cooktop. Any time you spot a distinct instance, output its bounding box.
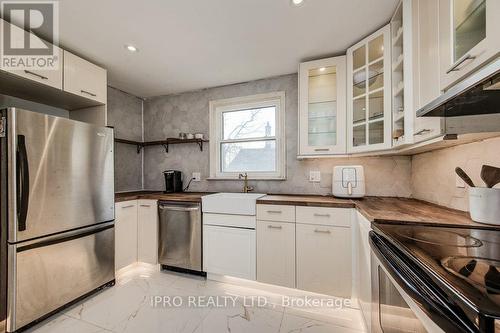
[374,224,500,319]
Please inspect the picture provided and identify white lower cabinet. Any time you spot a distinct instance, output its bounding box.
[203,225,256,280]
[115,201,138,271]
[137,200,158,265]
[115,199,159,271]
[255,204,353,298]
[296,223,352,298]
[256,220,295,288]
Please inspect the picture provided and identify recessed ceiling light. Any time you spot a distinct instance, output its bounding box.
[291,0,304,6]
[125,44,138,52]
[319,67,326,72]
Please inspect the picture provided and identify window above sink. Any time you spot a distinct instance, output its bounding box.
[209,92,286,180]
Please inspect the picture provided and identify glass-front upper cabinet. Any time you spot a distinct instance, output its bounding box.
[298,56,346,156]
[439,0,500,90]
[347,25,392,153]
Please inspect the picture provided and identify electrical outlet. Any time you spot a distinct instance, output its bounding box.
[192,172,201,182]
[309,171,321,182]
[456,173,465,188]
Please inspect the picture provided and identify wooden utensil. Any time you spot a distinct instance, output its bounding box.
[455,167,475,187]
[481,165,500,188]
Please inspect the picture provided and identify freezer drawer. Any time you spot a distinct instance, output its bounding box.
[7,223,114,332]
[158,202,201,271]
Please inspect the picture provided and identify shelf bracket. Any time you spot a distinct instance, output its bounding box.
[162,144,169,153]
[197,141,203,151]
[136,144,143,154]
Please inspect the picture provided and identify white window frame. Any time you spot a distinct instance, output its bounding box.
[209,91,286,180]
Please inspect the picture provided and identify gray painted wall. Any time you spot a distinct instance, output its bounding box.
[143,74,412,197]
[107,87,144,192]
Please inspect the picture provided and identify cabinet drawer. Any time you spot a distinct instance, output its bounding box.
[203,213,255,229]
[256,204,295,222]
[296,206,350,227]
[256,220,295,288]
[296,223,352,297]
[63,50,107,104]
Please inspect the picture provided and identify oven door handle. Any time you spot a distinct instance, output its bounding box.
[369,231,477,333]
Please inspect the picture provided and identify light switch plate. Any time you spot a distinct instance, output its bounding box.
[309,171,321,182]
[192,172,201,182]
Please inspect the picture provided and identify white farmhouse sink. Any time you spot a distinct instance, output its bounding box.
[202,192,266,215]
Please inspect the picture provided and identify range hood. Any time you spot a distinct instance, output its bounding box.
[417,58,500,117]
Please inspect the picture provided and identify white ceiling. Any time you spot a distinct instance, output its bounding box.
[58,0,398,98]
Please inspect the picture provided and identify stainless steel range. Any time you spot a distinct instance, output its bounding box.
[371,223,500,333]
[0,108,115,332]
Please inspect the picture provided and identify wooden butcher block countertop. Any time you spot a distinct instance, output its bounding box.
[115,191,210,203]
[258,195,499,230]
[115,192,498,230]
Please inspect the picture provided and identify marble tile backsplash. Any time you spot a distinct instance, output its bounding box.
[111,72,500,211]
[411,137,500,211]
[143,74,412,197]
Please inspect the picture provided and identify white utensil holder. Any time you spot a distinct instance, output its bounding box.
[469,187,500,225]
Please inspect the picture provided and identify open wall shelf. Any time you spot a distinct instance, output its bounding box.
[115,138,209,153]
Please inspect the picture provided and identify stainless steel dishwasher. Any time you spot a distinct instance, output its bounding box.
[158,201,202,273]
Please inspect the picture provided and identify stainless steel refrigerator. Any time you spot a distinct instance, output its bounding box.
[0,108,115,332]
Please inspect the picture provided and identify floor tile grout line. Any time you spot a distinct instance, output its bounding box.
[61,314,116,332]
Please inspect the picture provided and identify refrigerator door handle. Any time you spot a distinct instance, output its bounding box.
[16,135,29,232]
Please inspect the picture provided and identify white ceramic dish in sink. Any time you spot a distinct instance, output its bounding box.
[201,192,266,215]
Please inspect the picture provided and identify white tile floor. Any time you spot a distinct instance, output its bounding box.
[27,265,366,333]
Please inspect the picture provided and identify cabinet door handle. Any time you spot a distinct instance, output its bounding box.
[446,53,476,74]
[314,213,330,217]
[314,229,331,234]
[121,204,135,209]
[139,204,151,207]
[267,225,282,230]
[266,210,282,214]
[24,70,48,80]
[81,89,97,97]
[414,129,431,136]
[314,148,329,152]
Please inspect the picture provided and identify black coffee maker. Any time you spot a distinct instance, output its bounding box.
[163,170,183,193]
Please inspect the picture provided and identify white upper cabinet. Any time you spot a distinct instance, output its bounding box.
[391,1,416,147]
[413,0,445,143]
[347,25,392,153]
[439,0,500,90]
[298,56,347,156]
[63,50,107,104]
[391,0,444,146]
[0,19,63,90]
